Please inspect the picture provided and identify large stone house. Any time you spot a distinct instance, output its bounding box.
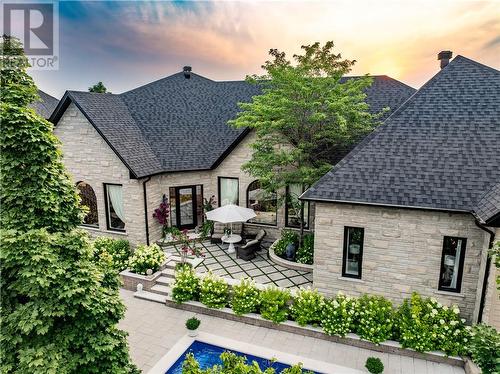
[49,67,414,247]
[302,54,500,325]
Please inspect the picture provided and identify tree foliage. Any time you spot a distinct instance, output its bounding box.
[0,35,137,373]
[229,41,384,239]
[88,81,108,93]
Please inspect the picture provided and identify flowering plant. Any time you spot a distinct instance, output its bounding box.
[231,278,260,315]
[259,286,291,323]
[173,229,203,264]
[321,292,358,336]
[356,295,395,344]
[153,195,170,237]
[172,266,200,303]
[128,244,165,275]
[92,237,131,271]
[291,288,324,326]
[396,293,470,355]
[468,323,500,373]
[199,272,229,309]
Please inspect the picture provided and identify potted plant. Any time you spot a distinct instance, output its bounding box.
[186,316,201,337]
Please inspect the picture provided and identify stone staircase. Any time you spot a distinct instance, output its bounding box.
[134,255,203,304]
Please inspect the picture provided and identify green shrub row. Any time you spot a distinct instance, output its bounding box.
[172,270,478,357]
[92,236,131,271]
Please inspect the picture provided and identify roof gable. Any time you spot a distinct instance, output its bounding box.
[30,90,59,119]
[50,69,415,177]
[302,56,500,220]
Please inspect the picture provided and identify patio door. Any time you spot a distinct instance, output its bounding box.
[169,185,203,230]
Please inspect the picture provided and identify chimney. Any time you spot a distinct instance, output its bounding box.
[437,51,452,69]
[183,66,192,79]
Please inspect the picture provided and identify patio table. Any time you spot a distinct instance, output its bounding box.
[221,234,242,254]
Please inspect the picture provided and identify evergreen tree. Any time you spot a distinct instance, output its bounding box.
[0,35,138,374]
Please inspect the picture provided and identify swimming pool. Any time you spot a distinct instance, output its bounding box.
[165,340,320,373]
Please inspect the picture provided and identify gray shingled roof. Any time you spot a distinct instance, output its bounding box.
[302,56,500,224]
[474,183,500,225]
[30,90,58,118]
[51,70,415,178]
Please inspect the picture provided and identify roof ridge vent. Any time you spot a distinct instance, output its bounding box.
[183,66,192,79]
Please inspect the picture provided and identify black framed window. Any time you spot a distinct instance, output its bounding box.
[438,236,467,293]
[169,185,203,230]
[285,184,309,229]
[104,183,125,231]
[218,177,239,206]
[342,227,364,279]
[76,181,99,227]
[246,180,277,226]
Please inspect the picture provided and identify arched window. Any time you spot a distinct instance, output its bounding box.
[76,181,99,227]
[246,180,277,226]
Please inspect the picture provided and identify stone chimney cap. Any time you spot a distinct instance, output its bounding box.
[183,66,192,79]
[437,51,453,69]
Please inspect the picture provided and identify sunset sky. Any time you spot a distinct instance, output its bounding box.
[29,0,500,97]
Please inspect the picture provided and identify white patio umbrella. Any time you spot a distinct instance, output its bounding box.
[205,204,256,233]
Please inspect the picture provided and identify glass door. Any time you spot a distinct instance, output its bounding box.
[169,186,199,230]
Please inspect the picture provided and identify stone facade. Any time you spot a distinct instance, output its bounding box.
[55,104,311,246]
[313,202,490,322]
[481,228,500,330]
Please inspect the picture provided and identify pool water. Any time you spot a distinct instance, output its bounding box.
[165,340,320,373]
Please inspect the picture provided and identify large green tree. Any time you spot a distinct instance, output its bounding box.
[230,41,384,241]
[0,36,137,373]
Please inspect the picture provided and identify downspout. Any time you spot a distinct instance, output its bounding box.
[143,176,152,245]
[475,219,495,323]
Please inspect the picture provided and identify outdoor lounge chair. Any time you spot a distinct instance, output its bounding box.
[236,229,266,260]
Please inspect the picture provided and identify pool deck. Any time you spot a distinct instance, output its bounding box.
[119,289,465,374]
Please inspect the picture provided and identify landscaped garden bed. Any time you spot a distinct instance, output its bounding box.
[159,267,498,373]
[269,229,315,268]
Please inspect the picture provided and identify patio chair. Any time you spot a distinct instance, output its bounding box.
[236,229,266,260]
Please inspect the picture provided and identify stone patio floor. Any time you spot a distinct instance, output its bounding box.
[163,240,313,288]
[119,289,465,374]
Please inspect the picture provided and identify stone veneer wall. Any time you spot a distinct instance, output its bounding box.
[55,105,312,246]
[481,228,499,330]
[55,103,147,245]
[313,202,490,323]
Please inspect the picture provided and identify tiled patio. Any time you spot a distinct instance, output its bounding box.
[162,240,313,288]
[119,289,465,374]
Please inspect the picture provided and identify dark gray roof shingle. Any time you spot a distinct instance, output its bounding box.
[30,90,59,118]
[51,70,415,178]
[302,56,500,223]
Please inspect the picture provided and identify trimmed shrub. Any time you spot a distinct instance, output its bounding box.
[291,288,324,326]
[356,295,394,344]
[365,357,384,374]
[296,233,314,265]
[172,266,200,303]
[92,236,131,271]
[468,324,500,374]
[259,286,291,323]
[185,317,201,331]
[321,292,358,337]
[231,278,260,315]
[128,244,165,275]
[199,272,229,309]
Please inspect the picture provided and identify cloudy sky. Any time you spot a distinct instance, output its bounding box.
[29,0,500,98]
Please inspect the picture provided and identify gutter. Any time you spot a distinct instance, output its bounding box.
[475,220,495,323]
[143,176,152,245]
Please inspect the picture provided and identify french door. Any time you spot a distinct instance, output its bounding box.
[169,185,203,230]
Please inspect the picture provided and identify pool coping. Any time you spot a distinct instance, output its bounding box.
[147,332,364,374]
[151,295,465,368]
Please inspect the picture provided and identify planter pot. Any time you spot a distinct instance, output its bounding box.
[285,243,296,261]
[187,329,198,337]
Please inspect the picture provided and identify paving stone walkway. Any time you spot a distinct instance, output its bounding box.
[163,240,313,288]
[119,289,465,374]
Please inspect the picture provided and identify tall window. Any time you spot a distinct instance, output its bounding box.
[218,177,239,206]
[104,184,125,231]
[438,236,467,293]
[76,181,98,227]
[342,227,364,279]
[285,184,309,228]
[247,180,277,226]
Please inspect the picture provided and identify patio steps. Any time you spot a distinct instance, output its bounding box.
[155,276,173,286]
[134,290,167,304]
[150,284,171,296]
